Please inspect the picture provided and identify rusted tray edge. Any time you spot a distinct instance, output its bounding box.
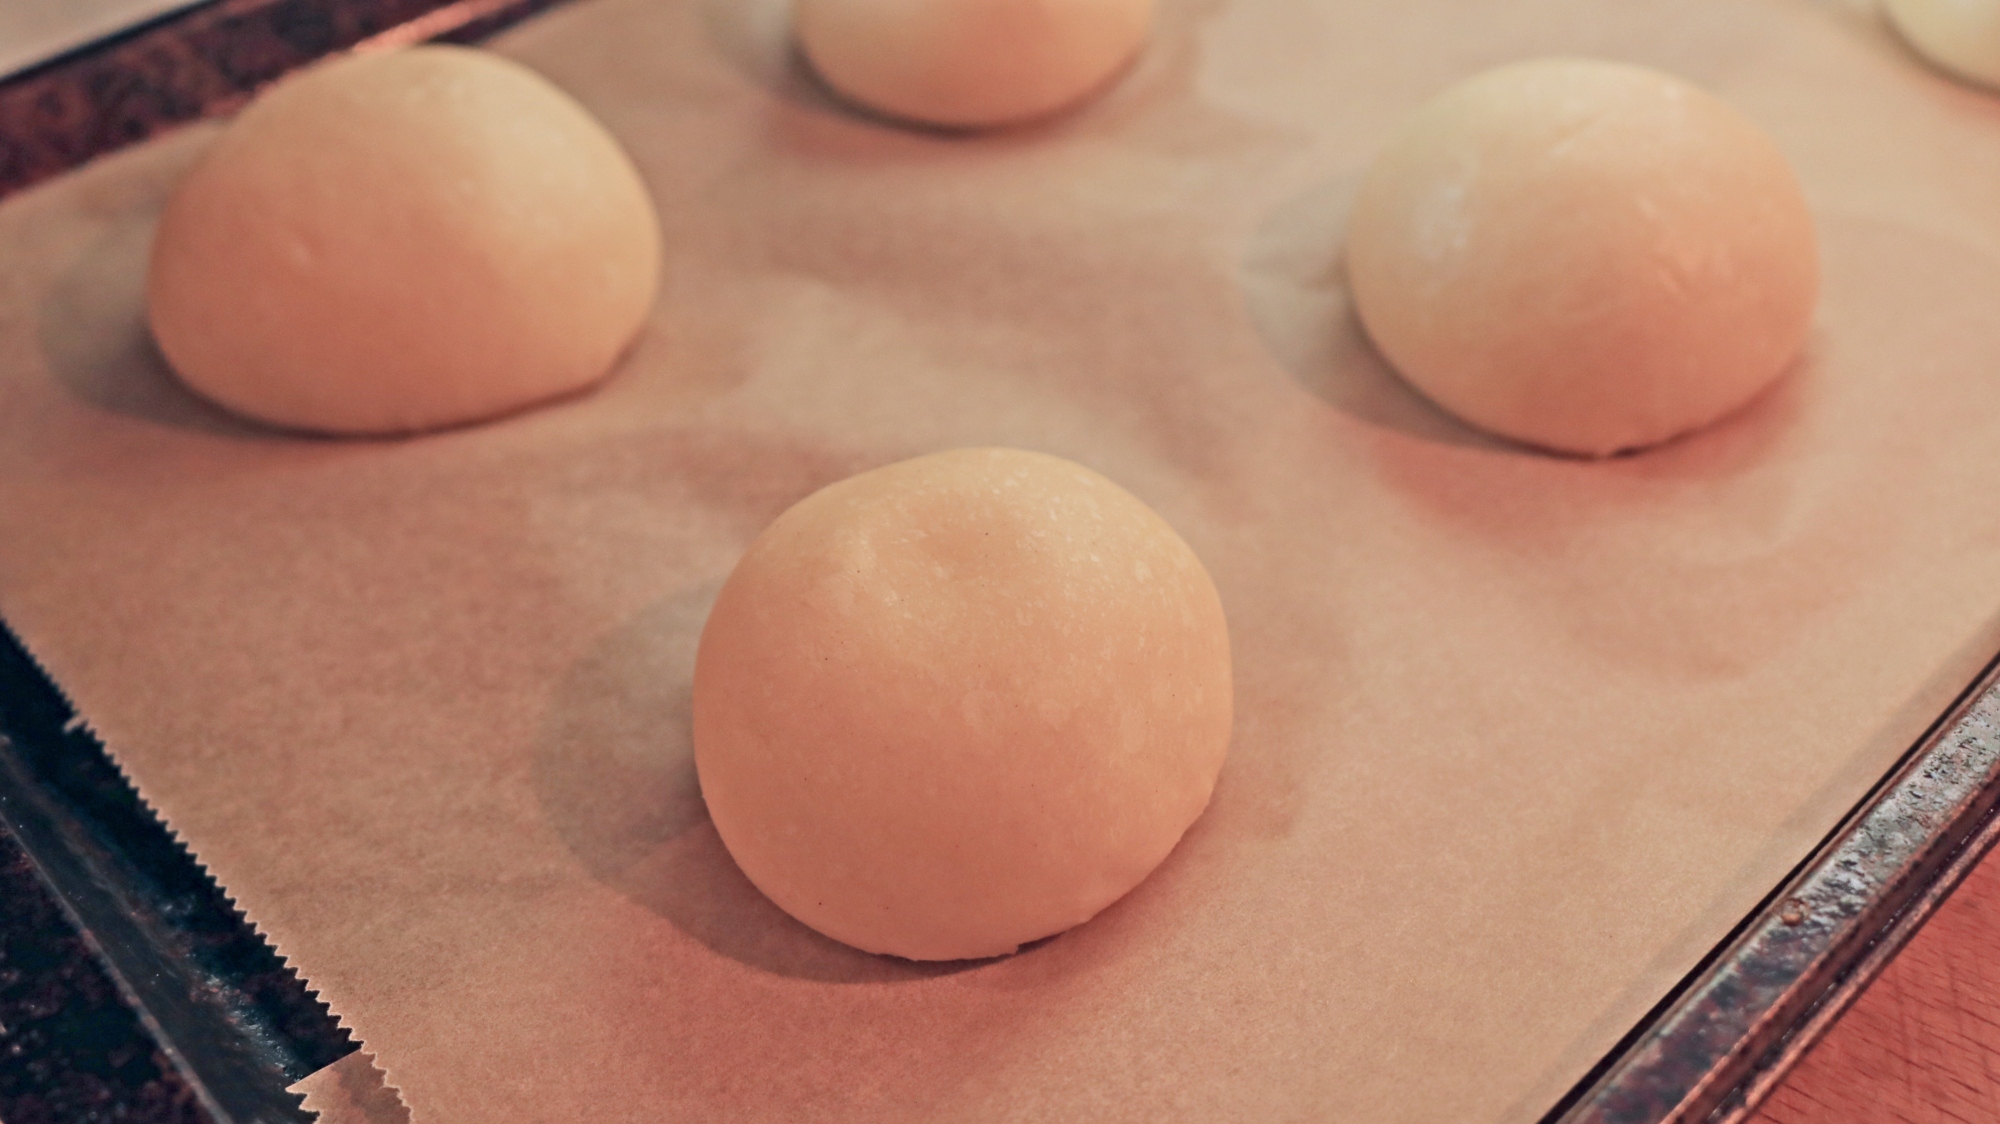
[1552,649,2000,1124]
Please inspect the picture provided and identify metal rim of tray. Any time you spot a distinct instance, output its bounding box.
[1549,651,2000,1123]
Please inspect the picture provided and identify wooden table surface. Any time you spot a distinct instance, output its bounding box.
[1753,838,2000,1123]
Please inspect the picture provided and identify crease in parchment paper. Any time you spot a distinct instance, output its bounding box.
[9,0,2000,1121]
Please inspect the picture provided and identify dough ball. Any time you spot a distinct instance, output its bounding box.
[693,448,1232,961]
[1346,58,1819,456]
[1886,0,2000,90]
[795,0,1153,129]
[147,46,661,435]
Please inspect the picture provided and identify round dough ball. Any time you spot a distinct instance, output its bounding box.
[147,46,661,435]
[1346,58,1819,456]
[693,448,1232,961]
[1886,0,2000,90]
[795,0,1153,129]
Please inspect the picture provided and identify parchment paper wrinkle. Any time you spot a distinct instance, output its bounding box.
[4,0,2000,1120]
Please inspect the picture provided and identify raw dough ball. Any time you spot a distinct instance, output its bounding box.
[1346,58,1819,456]
[1886,0,2000,90]
[795,0,1153,129]
[147,46,661,435]
[693,448,1231,961]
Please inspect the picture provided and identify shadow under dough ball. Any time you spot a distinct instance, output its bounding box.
[692,448,1232,962]
[1345,57,1820,457]
[795,0,1155,129]
[146,46,662,435]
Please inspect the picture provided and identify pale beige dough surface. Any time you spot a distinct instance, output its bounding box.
[1347,58,1820,457]
[795,0,1153,127]
[694,448,1232,961]
[147,46,661,435]
[4,0,2000,1122]
[1886,0,2000,89]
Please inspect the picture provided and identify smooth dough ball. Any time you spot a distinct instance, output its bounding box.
[692,448,1232,961]
[147,46,661,435]
[1886,0,2000,90]
[795,0,1153,129]
[1346,58,1819,456]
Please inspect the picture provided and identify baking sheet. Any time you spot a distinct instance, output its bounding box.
[4,0,2000,1119]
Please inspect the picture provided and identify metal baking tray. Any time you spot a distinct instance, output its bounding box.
[4,3,1998,1120]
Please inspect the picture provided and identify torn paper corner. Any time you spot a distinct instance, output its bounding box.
[293,1052,413,1124]
[0,618,368,1108]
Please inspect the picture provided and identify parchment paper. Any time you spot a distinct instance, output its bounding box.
[5,0,2000,1119]
[295,1054,410,1124]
